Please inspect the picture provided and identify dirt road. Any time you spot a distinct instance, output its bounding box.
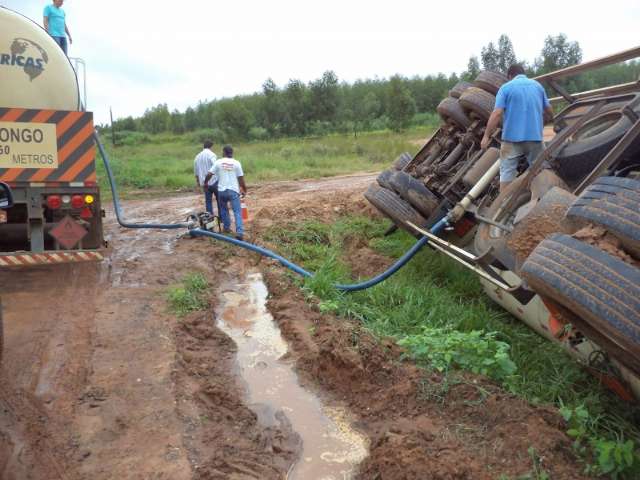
[0,173,587,479]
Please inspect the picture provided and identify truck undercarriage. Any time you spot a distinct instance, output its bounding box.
[365,46,640,401]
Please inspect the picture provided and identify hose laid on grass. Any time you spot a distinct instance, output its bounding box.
[188,217,447,292]
[95,131,448,291]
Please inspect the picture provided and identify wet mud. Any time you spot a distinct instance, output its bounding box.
[217,272,368,479]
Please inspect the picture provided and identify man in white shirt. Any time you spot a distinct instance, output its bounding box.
[193,140,218,215]
[204,145,247,240]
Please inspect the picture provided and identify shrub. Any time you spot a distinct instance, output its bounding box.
[280,146,295,160]
[398,327,517,382]
[411,112,440,128]
[370,116,390,131]
[113,130,150,146]
[308,121,333,136]
[189,128,226,145]
[249,127,269,141]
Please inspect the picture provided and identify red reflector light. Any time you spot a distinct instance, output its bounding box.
[80,206,93,219]
[71,195,85,209]
[47,195,62,210]
[453,217,475,238]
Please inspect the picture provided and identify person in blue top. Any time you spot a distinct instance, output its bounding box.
[43,0,72,55]
[481,64,553,191]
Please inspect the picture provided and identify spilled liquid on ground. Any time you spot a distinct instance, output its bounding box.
[216,272,368,479]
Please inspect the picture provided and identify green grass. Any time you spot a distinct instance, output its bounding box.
[96,126,434,198]
[166,272,209,316]
[265,215,640,477]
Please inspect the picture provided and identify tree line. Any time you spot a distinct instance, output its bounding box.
[108,34,640,142]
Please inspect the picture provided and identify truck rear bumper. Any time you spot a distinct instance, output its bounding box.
[0,249,103,268]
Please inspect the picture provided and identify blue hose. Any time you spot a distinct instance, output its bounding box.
[188,217,446,292]
[95,132,188,230]
[95,131,448,291]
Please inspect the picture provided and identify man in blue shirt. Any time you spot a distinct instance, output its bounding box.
[43,0,72,55]
[481,64,553,191]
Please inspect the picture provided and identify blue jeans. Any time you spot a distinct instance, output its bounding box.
[499,141,544,182]
[204,182,219,215]
[218,189,243,236]
[52,36,68,55]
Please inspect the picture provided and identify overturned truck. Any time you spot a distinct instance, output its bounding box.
[366,47,640,401]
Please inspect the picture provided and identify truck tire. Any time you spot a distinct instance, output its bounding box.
[364,184,426,233]
[459,87,495,121]
[377,169,394,190]
[521,233,640,360]
[554,98,640,182]
[388,171,440,217]
[437,97,471,130]
[387,170,405,194]
[449,81,473,99]
[566,176,640,257]
[392,152,413,171]
[474,71,509,95]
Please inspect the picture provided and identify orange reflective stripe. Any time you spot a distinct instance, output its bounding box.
[0,168,25,182]
[31,110,56,123]
[0,110,30,180]
[56,111,84,138]
[60,146,95,181]
[58,120,94,162]
[0,108,26,121]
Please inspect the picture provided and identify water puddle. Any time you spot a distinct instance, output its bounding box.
[217,272,368,479]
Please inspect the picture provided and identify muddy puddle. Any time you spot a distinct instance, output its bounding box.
[217,272,369,479]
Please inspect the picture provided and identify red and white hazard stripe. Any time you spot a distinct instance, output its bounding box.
[0,251,103,267]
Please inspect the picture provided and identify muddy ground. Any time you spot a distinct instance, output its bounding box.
[0,173,589,479]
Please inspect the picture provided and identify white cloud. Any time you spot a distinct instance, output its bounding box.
[3,0,639,123]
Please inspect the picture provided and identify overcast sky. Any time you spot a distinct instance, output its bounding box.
[3,0,640,124]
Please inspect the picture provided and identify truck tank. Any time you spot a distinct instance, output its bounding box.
[0,6,80,110]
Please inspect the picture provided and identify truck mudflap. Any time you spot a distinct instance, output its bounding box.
[0,249,103,267]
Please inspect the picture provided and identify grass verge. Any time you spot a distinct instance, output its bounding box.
[166,272,209,316]
[265,214,640,478]
[96,127,433,199]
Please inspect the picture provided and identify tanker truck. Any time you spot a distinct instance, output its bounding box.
[365,47,640,401]
[0,6,104,268]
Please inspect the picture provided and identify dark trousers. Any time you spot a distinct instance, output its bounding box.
[52,36,68,55]
[204,183,219,215]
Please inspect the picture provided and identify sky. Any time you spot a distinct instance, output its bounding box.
[3,0,640,125]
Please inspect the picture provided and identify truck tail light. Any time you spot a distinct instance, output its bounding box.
[47,195,62,210]
[71,195,85,209]
[85,195,95,205]
[80,206,93,219]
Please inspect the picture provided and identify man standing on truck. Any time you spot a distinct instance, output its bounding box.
[43,0,72,55]
[481,64,553,191]
[204,145,247,241]
[194,140,218,215]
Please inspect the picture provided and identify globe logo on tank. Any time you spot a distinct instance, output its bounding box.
[0,38,48,81]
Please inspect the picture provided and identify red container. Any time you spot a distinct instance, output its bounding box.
[241,200,249,221]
